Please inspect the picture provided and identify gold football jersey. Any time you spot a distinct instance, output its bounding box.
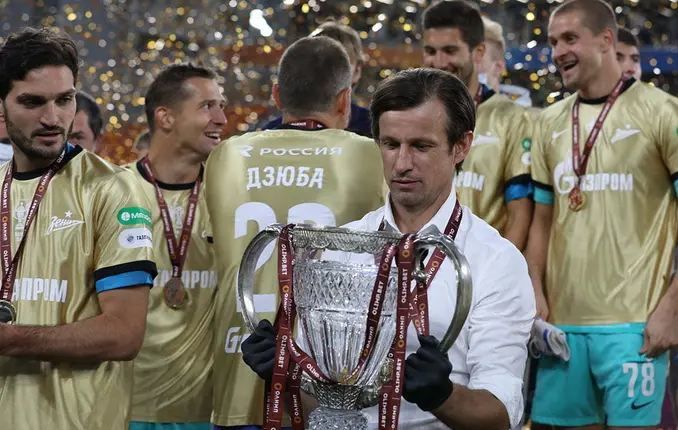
[0,145,157,430]
[531,81,678,326]
[126,162,217,423]
[206,128,385,426]
[456,90,532,233]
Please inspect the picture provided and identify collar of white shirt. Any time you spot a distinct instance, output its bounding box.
[380,187,458,236]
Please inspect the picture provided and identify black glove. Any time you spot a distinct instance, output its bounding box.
[241,319,276,382]
[403,334,453,412]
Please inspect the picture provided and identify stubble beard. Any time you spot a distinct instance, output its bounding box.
[4,111,67,163]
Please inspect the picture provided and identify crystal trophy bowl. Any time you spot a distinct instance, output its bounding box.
[238,224,472,430]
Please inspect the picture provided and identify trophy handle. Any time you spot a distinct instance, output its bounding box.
[413,226,473,352]
[237,224,285,332]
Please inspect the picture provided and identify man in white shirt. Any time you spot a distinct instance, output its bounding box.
[242,68,535,430]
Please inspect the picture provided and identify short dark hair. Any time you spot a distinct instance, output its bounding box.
[370,68,475,151]
[552,0,617,40]
[422,1,484,50]
[310,20,363,64]
[0,27,79,100]
[277,36,352,117]
[618,27,639,47]
[75,91,103,139]
[144,63,218,132]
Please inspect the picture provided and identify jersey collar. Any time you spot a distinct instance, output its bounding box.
[12,143,82,181]
[578,78,636,105]
[477,83,496,106]
[135,160,202,190]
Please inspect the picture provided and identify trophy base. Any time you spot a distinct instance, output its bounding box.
[308,406,368,430]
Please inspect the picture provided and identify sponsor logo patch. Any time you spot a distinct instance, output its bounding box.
[118,227,153,249]
[117,207,152,226]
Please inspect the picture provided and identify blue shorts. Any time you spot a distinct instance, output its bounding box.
[129,422,211,430]
[531,324,669,427]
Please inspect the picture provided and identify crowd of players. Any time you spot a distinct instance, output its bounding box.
[0,0,676,429]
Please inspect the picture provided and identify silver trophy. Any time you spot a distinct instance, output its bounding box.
[238,224,472,430]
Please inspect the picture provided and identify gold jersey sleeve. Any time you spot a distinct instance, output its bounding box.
[0,147,157,430]
[206,128,385,426]
[531,82,678,326]
[455,93,532,232]
[126,163,217,423]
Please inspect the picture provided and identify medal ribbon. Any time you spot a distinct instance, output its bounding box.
[378,201,463,334]
[285,119,327,130]
[379,234,415,430]
[139,157,201,279]
[408,200,463,335]
[571,77,627,189]
[473,84,485,109]
[378,200,463,429]
[0,149,69,303]
[266,225,307,430]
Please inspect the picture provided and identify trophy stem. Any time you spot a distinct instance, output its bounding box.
[308,406,368,430]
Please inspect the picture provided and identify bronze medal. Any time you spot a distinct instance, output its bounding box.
[140,157,202,312]
[0,299,16,323]
[568,187,585,211]
[164,277,187,309]
[568,77,626,214]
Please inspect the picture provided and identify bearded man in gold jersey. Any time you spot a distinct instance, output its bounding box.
[0,28,157,430]
[420,0,533,250]
[127,63,226,430]
[526,1,678,428]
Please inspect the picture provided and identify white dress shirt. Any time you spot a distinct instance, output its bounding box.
[335,190,536,429]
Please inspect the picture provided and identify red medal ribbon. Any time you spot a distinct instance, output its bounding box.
[408,200,463,335]
[378,200,463,429]
[0,149,69,304]
[285,119,327,130]
[345,242,398,383]
[266,225,310,430]
[139,157,201,280]
[380,234,416,430]
[473,84,485,109]
[570,77,627,193]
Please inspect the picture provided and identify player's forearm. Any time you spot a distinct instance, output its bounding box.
[432,384,509,430]
[524,204,553,293]
[0,311,145,362]
[504,198,533,251]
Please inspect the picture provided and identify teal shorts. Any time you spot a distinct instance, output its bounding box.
[129,422,211,430]
[531,324,668,427]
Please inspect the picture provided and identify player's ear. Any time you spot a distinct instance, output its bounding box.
[154,106,174,132]
[272,84,282,110]
[600,27,615,53]
[472,42,486,67]
[335,87,351,117]
[453,130,473,165]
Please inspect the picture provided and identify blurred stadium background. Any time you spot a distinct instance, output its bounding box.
[0,0,676,164]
